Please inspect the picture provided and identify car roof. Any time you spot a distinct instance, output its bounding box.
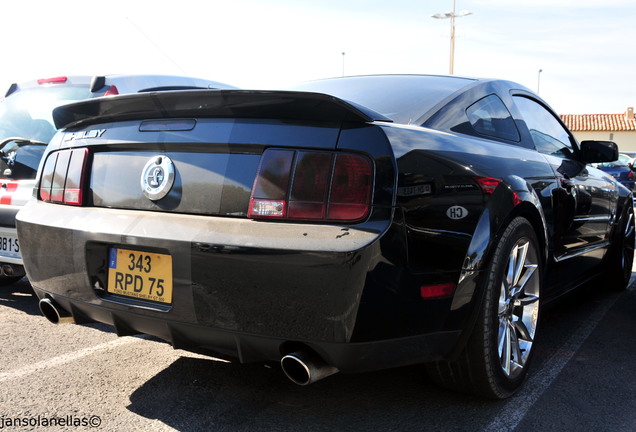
[3,74,236,99]
[286,74,522,125]
[0,74,238,144]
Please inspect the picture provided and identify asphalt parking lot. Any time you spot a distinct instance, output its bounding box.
[0,271,635,432]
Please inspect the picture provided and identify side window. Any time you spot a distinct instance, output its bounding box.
[466,95,520,142]
[513,96,574,158]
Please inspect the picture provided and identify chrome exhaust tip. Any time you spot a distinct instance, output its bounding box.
[1,264,25,277]
[1,264,14,276]
[39,298,74,324]
[281,351,339,386]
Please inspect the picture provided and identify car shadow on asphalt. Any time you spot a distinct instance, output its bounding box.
[126,355,496,432]
[0,277,123,335]
[126,271,636,432]
[0,277,41,316]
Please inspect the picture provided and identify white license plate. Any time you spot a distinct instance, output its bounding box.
[0,234,20,259]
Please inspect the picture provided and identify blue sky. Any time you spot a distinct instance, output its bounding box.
[2,0,634,114]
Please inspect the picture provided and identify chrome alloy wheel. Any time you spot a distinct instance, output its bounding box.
[497,238,540,379]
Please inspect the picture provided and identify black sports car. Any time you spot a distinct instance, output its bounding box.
[16,75,634,399]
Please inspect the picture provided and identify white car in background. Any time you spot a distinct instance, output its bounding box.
[0,74,236,284]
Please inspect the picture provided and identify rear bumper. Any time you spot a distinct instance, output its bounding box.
[17,200,464,371]
[31,287,460,372]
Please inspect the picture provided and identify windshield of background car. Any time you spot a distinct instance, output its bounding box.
[0,85,91,144]
[288,75,473,125]
[594,160,629,169]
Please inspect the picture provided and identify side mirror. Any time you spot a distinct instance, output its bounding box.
[579,140,618,164]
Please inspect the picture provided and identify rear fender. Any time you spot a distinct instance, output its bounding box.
[458,175,548,291]
[446,176,548,359]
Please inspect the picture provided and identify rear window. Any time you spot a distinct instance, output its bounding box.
[0,140,46,180]
[0,85,91,144]
[288,75,473,125]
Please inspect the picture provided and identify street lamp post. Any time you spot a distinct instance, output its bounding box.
[342,52,345,77]
[432,0,472,75]
[537,69,543,94]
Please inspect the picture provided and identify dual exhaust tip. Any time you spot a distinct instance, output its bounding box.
[38,298,74,324]
[280,351,339,385]
[1,264,25,277]
[38,298,338,385]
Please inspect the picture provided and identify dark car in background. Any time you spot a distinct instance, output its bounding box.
[16,75,633,399]
[619,153,636,170]
[592,158,635,190]
[0,74,236,284]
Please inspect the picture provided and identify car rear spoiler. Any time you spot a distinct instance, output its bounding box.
[53,89,393,130]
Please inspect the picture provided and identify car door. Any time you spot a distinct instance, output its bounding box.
[512,95,614,284]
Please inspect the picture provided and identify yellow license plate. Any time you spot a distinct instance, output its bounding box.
[107,248,173,304]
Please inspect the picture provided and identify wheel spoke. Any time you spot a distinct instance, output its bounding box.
[497,235,540,379]
[511,242,528,288]
[499,319,526,376]
[510,264,537,299]
[509,323,524,368]
[512,316,533,342]
[499,318,512,375]
[498,282,508,314]
[625,211,634,238]
[517,293,539,307]
[506,256,515,290]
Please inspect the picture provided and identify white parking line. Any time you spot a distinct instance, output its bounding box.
[0,336,141,383]
[485,277,635,432]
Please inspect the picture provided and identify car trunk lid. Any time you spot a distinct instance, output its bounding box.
[43,90,390,220]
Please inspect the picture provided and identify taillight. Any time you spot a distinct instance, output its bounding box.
[37,76,68,85]
[39,148,89,206]
[104,85,119,96]
[0,182,17,205]
[328,154,373,220]
[288,152,332,219]
[475,176,519,205]
[475,176,502,194]
[249,149,373,223]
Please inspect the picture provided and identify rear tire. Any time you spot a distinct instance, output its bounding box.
[604,203,634,292]
[427,217,541,399]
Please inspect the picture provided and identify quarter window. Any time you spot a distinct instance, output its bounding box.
[514,96,574,158]
[466,95,520,142]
